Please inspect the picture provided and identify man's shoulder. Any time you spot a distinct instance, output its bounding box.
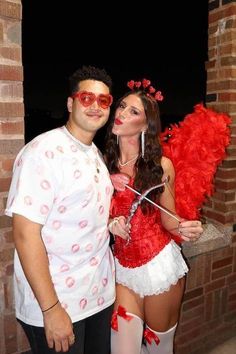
[31,127,64,144]
[24,127,64,153]
[13,128,65,166]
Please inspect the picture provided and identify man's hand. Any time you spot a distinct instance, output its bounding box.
[43,304,75,352]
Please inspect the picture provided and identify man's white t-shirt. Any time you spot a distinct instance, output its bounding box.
[5,126,115,326]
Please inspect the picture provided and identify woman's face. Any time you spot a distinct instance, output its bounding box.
[112,94,147,138]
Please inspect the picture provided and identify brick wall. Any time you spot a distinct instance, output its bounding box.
[204,0,236,229]
[0,1,29,353]
[175,244,236,354]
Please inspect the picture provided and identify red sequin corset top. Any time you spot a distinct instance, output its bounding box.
[110,180,171,268]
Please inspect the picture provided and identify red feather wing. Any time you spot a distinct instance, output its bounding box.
[161,103,231,220]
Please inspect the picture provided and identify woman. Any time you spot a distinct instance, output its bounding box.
[105,79,203,354]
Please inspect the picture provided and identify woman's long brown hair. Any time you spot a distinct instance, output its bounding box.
[105,90,164,214]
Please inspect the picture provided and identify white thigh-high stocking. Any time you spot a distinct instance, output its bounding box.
[111,306,144,354]
[144,323,177,354]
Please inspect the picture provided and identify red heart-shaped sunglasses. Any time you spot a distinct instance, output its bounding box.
[72,91,113,109]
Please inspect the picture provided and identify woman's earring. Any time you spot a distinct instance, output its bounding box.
[141,131,145,158]
[116,135,119,145]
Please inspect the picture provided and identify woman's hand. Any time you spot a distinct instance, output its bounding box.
[108,216,130,240]
[178,220,203,242]
[110,174,130,191]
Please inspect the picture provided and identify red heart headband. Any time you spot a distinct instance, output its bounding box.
[127,78,164,102]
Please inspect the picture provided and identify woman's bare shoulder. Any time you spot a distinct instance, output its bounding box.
[161,156,174,170]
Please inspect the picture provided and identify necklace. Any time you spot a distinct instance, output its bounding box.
[118,154,139,167]
[63,125,100,174]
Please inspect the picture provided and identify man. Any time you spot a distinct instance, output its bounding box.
[5,66,115,353]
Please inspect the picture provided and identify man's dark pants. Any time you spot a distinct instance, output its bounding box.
[18,304,113,354]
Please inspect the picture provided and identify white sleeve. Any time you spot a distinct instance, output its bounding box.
[5,150,58,225]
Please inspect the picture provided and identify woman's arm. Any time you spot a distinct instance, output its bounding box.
[160,157,203,242]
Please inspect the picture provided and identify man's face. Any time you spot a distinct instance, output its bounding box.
[67,79,112,137]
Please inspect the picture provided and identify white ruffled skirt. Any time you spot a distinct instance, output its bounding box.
[115,240,188,297]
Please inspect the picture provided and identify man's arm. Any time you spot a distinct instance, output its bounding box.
[13,213,74,352]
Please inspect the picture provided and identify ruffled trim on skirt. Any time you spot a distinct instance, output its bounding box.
[115,240,188,297]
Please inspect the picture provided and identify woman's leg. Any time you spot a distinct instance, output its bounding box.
[143,277,185,354]
[144,323,177,354]
[111,283,144,354]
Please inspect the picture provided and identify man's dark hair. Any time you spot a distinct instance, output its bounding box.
[69,65,112,95]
